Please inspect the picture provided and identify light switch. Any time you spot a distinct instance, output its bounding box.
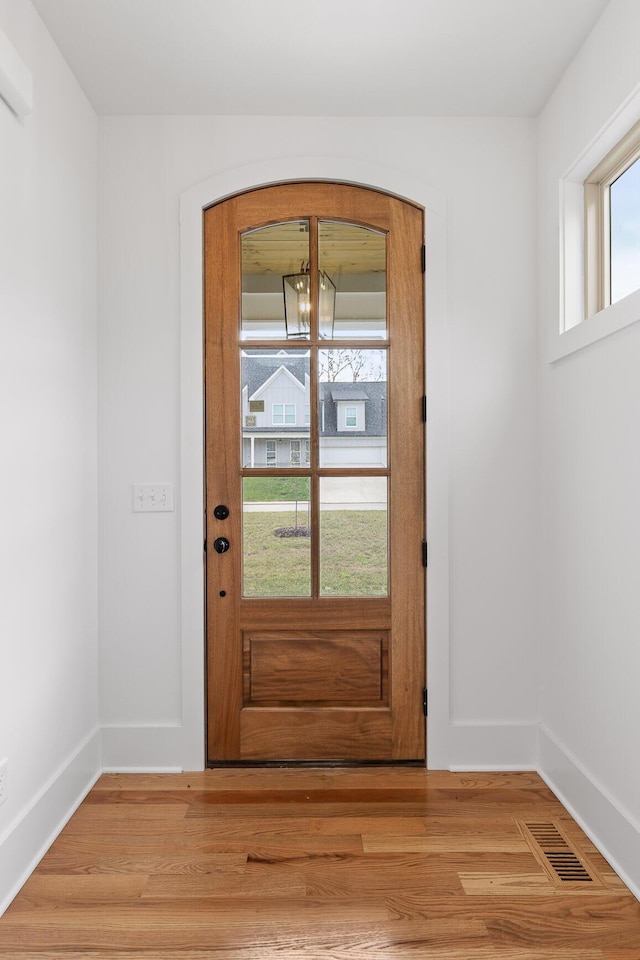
[133,483,174,512]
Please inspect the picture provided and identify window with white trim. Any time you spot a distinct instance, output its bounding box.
[290,440,301,465]
[336,400,365,431]
[585,119,640,318]
[272,403,296,425]
[345,405,357,427]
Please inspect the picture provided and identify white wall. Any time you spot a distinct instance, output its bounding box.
[538,0,640,896]
[0,0,99,913]
[98,115,539,769]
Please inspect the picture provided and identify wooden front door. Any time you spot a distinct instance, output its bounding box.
[204,182,425,762]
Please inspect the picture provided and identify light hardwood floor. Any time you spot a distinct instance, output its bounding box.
[0,769,638,958]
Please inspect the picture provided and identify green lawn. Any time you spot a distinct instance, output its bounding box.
[243,509,387,597]
[243,476,309,502]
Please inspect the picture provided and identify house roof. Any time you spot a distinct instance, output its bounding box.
[320,381,386,438]
[241,354,386,437]
[330,389,370,402]
[242,352,308,398]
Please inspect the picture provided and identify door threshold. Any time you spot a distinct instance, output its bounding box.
[206,759,425,769]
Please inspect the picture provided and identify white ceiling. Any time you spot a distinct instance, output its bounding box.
[31,0,609,117]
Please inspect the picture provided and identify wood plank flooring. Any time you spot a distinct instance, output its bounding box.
[0,769,638,958]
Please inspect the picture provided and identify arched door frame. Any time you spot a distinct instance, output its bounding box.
[179,157,450,771]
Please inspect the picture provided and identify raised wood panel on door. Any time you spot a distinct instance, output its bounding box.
[204,182,425,762]
[244,633,388,705]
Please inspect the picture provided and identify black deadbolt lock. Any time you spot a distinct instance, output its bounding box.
[213,504,230,520]
[213,537,230,554]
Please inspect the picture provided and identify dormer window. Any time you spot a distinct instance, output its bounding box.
[332,391,366,431]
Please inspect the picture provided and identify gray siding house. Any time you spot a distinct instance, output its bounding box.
[241,351,386,468]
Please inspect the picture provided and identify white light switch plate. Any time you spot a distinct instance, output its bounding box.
[133,483,174,512]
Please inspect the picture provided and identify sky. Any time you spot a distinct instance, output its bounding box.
[610,156,640,303]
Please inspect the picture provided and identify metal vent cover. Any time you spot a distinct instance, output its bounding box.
[517,820,602,887]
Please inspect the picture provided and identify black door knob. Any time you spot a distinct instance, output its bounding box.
[213,504,229,520]
[213,537,230,554]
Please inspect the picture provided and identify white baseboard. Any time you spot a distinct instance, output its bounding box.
[100,723,184,771]
[102,721,537,773]
[539,725,640,901]
[448,721,538,770]
[0,727,101,916]
[101,766,183,774]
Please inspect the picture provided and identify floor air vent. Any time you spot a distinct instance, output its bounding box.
[544,851,593,882]
[518,820,602,887]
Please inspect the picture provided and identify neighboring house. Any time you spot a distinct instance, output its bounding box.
[241,351,386,468]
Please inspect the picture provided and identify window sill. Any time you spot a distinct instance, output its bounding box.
[550,287,640,363]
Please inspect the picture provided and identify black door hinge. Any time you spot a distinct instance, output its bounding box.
[203,539,207,553]
[421,395,427,422]
[422,540,428,567]
[421,243,426,273]
[422,688,428,717]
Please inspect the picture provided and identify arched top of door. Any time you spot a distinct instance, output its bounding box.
[180,157,446,223]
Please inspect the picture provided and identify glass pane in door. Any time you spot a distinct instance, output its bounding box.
[319,477,388,597]
[241,221,310,340]
[318,348,387,467]
[242,477,311,597]
[241,349,310,467]
[318,221,386,339]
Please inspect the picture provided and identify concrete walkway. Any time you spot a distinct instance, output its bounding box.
[243,476,386,511]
